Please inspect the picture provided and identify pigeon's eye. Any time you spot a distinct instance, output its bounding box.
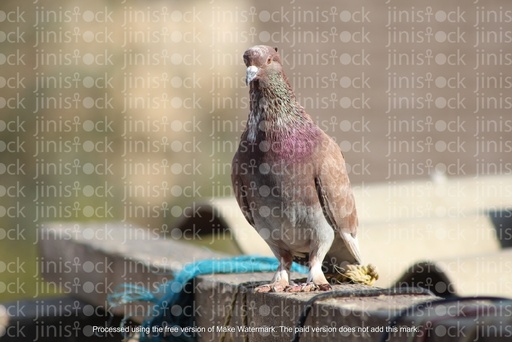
[266,57,272,65]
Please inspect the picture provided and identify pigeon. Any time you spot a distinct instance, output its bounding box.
[231,45,366,292]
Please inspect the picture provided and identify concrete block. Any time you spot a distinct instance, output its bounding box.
[360,215,500,287]
[354,175,512,224]
[194,274,436,342]
[38,222,226,316]
[397,249,512,297]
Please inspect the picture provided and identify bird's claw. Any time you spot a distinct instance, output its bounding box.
[254,282,332,293]
[254,284,286,293]
[285,282,332,292]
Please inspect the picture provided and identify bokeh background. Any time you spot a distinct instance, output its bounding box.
[1,0,511,301]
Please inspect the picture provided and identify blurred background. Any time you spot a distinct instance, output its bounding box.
[1,0,511,301]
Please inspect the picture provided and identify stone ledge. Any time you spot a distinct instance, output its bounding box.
[194,274,434,342]
[37,222,226,317]
[32,223,512,341]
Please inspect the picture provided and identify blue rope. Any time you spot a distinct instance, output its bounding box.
[108,255,308,341]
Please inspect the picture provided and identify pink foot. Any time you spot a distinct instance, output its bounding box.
[254,283,287,293]
[284,282,333,292]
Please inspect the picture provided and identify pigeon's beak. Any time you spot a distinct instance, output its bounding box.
[246,66,258,85]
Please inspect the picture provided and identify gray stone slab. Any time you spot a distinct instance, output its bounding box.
[38,222,227,316]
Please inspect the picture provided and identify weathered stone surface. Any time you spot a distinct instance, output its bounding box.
[195,275,436,342]
[38,222,227,317]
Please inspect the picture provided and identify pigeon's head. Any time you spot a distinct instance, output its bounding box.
[243,45,282,86]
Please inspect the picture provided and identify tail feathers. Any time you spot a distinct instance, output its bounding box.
[324,231,363,273]
[341,231,363,265]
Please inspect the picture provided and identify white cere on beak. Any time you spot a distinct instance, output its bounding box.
[246,66,259,85]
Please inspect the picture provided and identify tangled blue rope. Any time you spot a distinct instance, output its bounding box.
[108,255,308,341]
